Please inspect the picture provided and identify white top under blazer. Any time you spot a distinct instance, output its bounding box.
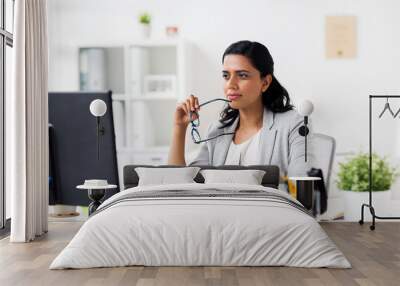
[224,129,262,165]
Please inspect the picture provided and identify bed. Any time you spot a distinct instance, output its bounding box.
[50,165,350,269]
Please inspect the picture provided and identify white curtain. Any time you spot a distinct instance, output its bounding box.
[7,0,49,242]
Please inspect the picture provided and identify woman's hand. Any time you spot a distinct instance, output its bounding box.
[173,94,200,128]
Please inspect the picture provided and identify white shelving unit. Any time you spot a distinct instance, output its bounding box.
[79,39,190,189]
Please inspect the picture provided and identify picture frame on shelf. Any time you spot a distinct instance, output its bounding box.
[143,74,176,98]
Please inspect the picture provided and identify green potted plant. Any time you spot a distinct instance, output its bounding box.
[336,152,398,221]
[138,12,151,38]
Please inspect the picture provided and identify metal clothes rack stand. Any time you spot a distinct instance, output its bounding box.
[360,95,400,230]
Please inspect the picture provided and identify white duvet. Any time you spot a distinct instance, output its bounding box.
[50,183,351,269]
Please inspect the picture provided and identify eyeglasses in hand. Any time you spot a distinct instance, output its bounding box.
[189,98,235,144]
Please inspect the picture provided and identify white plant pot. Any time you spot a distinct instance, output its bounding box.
[342,190,391,221]
[140,24,151,38]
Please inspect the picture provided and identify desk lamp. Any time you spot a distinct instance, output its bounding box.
[89,99,107,160]
[297,100,314,162]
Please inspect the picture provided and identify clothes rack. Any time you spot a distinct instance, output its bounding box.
[360,95,400,230]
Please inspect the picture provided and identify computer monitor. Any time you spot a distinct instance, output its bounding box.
[48,91,119,205]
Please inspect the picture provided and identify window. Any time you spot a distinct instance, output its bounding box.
[0,0,14,232]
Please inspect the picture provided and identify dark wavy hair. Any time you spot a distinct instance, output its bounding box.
[219,40,293,128]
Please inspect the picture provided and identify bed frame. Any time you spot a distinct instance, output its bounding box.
[123,165,280,190]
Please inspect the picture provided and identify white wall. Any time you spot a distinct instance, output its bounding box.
[48,0,400,209]
[48,0,400,151]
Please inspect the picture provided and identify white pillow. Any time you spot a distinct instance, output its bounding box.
[135,167,201,186]
[200,169,266,185]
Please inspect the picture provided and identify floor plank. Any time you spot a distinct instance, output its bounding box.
[0,222,399,286]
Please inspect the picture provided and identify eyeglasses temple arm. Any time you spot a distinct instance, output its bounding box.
[194,132,235,144]
[198,98,231,108]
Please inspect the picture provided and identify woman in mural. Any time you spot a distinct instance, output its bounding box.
[168,40,311,178]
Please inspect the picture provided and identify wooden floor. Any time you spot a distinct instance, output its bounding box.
[0,222,399,286]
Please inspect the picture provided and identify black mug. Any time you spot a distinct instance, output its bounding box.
[289,177,321,211]
[296,180,314,210]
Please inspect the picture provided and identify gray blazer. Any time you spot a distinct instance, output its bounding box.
[189,108,312,177]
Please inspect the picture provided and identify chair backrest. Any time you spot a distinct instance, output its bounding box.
[311,133,336,193]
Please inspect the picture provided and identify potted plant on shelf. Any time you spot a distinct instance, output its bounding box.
[138,12,151,38]
[337,152,398,221]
